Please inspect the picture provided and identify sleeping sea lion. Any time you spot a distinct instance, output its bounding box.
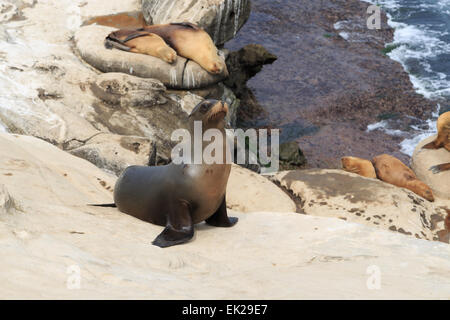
[341,156,377,179]
[372,154,434,202]
[105,29,177,64]
[111,99,237,248]
[422,111,450,174]
[107,22,227,75]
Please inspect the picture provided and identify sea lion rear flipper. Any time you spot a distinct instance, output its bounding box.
[170,22,200,30]
[429,163,450,174]
[152,200,194,248]
[205,195,238,227]
[105,30,154,51]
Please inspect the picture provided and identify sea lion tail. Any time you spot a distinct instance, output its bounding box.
[89,203,117,208]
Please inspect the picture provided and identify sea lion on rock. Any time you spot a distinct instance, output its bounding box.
[112,99,237,248]
[422,111,450,174]
[107,22,227,75]
[341,156,377,179]
[105,29,177,64]
[372,154,434,202]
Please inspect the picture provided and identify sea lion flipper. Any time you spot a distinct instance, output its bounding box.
[429,163,450,174]
[170,22,200,30]
[152,201,194,248]
[205,196,238,228]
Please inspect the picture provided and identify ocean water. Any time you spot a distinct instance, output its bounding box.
[365,0,450,155]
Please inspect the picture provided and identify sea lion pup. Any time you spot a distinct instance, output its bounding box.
[113,99,237,248]
[372,154,435,202]
[341,156,377,179]
[105,29,177,64]
[422,111,450,174]
[139,22,228,75]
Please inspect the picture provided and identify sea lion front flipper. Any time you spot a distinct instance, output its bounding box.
[152,200,194,248]
[205,195,238,228]
[429,163,450,174]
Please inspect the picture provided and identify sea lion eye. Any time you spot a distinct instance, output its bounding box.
[200,104,209,113]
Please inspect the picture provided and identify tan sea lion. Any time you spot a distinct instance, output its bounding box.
[141,22,227,75]
[107,22,227,75]
[341,156,377,178]
[422,111,450,174]
[372,154,434,202]
[105,29,177,64]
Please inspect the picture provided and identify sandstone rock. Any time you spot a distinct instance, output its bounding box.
[272,169,449,242]
[67,133,168,176]
[279,141,307,170]
[226,164,296,213]
[1,133,450,299]
[141,0,251,46]
[411,135,450,200]
[75,25,227,89]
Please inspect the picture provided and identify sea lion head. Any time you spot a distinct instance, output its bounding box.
[206,57,228,75]
[189,99,229,130]
[407,180,435,202]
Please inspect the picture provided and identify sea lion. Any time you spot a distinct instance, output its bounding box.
[107,22,227,75]
[372,154,434,202]
[112,99,237,248]
[422,111,450,174]
[341,156,377,179]
[105,29,177,64]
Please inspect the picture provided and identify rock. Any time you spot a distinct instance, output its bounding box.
[67,133,169,176]
[272,169,449,242]
[89,72,168,107]
[223,44,277,124]
[2,133,450,299]
[411,135,450,200]
[279,141,307,170]
[226,164,296,213]
[0,184,16,215]
[141,0,251,46]
[224,44,277,98]
[0,0,17,23]
[75,25,228,90]
[86,72,203,161]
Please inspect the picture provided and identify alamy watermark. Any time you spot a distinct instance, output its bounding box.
[367,4,381,30]
[66,265,81,290]
[366,265,381,290]
[170,121,280,174]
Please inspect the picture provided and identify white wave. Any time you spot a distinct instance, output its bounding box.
[399,105,441,156]
[362,0,449,156]
[367,120,406,136]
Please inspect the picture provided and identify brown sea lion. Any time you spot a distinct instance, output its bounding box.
[341,156,377,179]
[105,29,177,64]
[95,100,237,248]
[107,22,227,75]
[372,154,434,202]
[422,111,450,174]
